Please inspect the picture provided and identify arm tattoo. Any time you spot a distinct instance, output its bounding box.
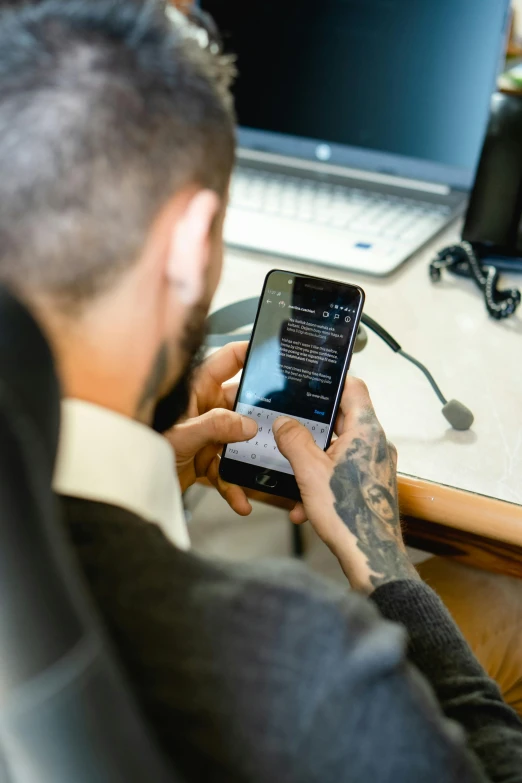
[330,421,417,589]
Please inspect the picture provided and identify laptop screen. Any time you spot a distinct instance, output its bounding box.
[199,0,510,189]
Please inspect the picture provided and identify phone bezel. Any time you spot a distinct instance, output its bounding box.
[218,269,365,501]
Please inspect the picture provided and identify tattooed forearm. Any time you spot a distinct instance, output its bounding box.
[329,422,419,590]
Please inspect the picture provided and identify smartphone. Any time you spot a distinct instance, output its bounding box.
[219,270,365,501]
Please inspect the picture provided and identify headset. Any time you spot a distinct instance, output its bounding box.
[206,298,474,432]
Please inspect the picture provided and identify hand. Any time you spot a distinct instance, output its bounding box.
[273,377,419,594]
[185,341,249,420]
[165,343,257,516]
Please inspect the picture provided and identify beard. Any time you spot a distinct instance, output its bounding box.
[151,301,208,433]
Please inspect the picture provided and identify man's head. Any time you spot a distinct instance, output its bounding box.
[0,0,235,421]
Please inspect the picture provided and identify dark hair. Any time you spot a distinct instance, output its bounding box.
[0,0,235,306]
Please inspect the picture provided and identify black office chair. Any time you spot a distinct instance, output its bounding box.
[0,287,179,783]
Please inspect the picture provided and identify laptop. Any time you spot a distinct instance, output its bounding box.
[199,0,510,276]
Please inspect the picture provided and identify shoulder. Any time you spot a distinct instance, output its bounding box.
[61,496,412,772]
[61,495,405,674]
[204,556,406,676]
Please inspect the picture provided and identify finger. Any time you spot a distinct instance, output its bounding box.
[388,440,398,468]
[335,376,377,435]
[173,0,192,12]
[333,408,345,437]
[169,408,257,456]
[339,375,372,415]
[289,502,307,525]
[223,382,240,410]
[197,342,249,388]
[272,417,328,484]
[207,455,252,516]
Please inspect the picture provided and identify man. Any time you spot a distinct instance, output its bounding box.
[0,2,521,782]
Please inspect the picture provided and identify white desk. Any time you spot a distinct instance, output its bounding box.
[212,223,522,508]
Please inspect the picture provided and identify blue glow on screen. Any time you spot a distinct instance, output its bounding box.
[202,0,508,175]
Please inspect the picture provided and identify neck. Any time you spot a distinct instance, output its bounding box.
[57,334,149,421]
[32,278,165,425]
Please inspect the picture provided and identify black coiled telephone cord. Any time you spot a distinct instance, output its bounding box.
[429,241,521,320]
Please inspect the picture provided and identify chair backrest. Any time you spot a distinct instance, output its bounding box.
[0,287,179,783]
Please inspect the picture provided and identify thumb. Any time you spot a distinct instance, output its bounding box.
[273,416,327,482]
[168,409,257,457]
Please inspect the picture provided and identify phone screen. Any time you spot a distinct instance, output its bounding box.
[221,270,364,493]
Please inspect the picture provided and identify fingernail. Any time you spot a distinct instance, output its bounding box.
[273,416,293,434]
[241,416,258,436]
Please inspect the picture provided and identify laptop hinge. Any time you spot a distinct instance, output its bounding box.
[237,148,451,196]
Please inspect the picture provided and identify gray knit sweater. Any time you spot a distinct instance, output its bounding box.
[63,497,522,783]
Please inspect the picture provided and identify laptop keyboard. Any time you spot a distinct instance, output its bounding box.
[230,168,451,242]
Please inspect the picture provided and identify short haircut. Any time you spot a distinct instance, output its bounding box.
[0,0,235,307]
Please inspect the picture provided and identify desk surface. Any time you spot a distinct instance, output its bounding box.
[212,222,522,507]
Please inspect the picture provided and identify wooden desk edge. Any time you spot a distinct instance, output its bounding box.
[196,476,522,577]
[397,475,522,547]
[199,474,522,546]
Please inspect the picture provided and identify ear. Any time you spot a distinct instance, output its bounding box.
[165,189,221,306]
